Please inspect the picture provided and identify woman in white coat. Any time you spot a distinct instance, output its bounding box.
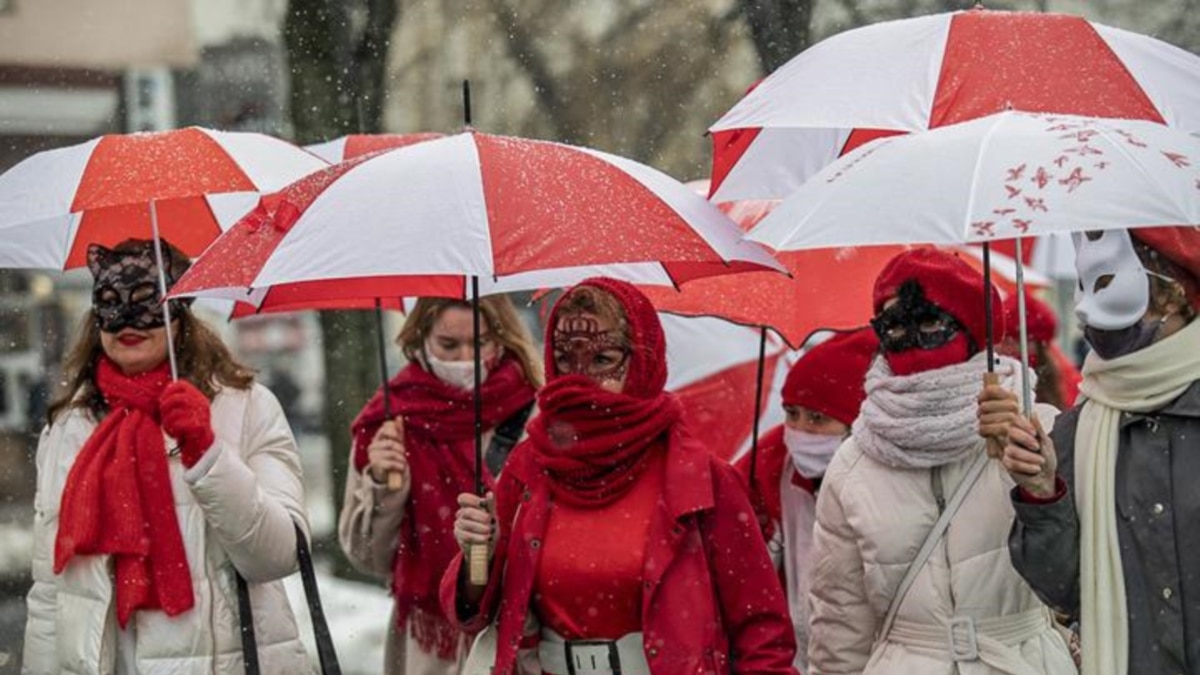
[23,239,311,675]
[806,248,1074,675]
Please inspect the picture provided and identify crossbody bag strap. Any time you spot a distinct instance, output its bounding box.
[876,451,991,644]
[235,521,343,675]
[485,402,534,477]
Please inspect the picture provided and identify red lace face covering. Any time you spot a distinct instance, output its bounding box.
[551,315,630,383]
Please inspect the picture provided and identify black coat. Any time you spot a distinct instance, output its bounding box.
[1008,381,1200,674]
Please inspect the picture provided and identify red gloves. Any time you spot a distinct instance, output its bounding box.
[161,381,216,469]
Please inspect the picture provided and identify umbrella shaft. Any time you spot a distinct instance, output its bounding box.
[1014,238,1034,417]
[149,200,179,381]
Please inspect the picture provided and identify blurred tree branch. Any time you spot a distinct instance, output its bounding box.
[283,0,400,580]
[738,0,817,73]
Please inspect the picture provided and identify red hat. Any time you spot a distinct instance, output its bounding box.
[1131,226,1200,299]
[873,247,1005,351]
[782,328,879,427]
[544,277,667,399]
[1003,291,1058,344]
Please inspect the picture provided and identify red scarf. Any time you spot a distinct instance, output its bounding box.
[54,358,195,628]
[527,375,680,507]
[350,357,535,659]
[528,277,681,507]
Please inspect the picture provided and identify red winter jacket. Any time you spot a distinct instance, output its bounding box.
[440,427,799,675]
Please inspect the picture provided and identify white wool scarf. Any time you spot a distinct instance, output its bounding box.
[853,351,1028,469]
[1075,317,1200,675]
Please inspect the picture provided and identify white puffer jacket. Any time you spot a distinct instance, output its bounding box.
[807,427,1076,675]
[23,383,312,675]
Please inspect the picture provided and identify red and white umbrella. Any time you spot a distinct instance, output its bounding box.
[709,8,1200,201]
[0,127,326,269]
[173,130,782,310]
[305,132,444,163]
[748,112,1200,249]
[664,314,790,463]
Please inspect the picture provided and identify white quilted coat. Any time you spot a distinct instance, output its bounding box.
[23,383,313,675]
[807,426,1076,675]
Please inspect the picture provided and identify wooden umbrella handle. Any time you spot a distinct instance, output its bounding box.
[982,371,1008,457]
[468,544,489,586]
[386,417,407,490]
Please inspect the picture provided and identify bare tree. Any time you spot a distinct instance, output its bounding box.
[480,0,748,176]
[739,0,818,73]
[283,0,400,577]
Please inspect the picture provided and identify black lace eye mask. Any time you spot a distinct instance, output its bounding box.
[871,280,965,353]
[552,315,631,382]
[87,243,189,333]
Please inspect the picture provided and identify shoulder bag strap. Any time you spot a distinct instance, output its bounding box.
[485,402,534,477]
[236,521,343,675]
[876,450,991,643]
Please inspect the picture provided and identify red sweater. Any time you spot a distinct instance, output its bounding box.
[533,449,663,639]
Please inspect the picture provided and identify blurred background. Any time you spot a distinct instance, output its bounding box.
[0,0,1192,672]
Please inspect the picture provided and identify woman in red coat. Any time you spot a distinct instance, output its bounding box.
[443,277,798,675]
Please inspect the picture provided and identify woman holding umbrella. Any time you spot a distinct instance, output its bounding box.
[338,296,541,675]
[982,227,1200,675]
[807,248,1074,674]
[23,239,311,674]
[444,277,798,675]
[735,327,877,672]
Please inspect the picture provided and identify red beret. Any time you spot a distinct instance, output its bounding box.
[1003,291,1058,344]
[1131,226,1200,293]
[782,328,878,427]
[873,247,1005,351]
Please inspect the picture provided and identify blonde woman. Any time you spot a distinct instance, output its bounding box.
[338,295,542,675]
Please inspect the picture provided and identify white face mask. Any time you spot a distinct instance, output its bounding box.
[783,427,844,480]
[1073,229,1151,331]
[424,340,490,390]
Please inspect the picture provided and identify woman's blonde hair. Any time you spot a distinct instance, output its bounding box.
[396,295,543,387]
[48,306,255,425]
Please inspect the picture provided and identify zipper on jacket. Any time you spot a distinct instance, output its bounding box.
[932,466,946,514]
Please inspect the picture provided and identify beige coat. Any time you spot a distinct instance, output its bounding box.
[23,384,311,675]
[807,429,1076,675]
[338,465,469,675]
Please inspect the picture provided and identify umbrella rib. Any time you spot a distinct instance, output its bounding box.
[961,114,1007,242]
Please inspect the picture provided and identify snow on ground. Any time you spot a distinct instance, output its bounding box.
[285,569,393,675]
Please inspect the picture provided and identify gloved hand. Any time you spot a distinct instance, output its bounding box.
[160,381,216,469]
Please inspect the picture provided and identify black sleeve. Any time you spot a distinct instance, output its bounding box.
[1007,405,1082,617]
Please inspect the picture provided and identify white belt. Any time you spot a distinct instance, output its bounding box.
[538,628,649,675]
[879,608,1055,675]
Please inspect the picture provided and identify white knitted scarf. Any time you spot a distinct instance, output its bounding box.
[1075,317,1200,675]
[853,352,1028,469]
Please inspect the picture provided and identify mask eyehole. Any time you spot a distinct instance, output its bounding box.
[1085,230,1104,242]
[1093,274,1115,294]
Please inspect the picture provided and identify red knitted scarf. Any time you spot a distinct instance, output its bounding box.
[54,357,195,628]
[527,375,681,507]
[350,357,534,659]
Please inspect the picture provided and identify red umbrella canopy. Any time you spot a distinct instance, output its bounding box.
[173,132,782,311]
[709,8,1200,201]
[0,127,327,269]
